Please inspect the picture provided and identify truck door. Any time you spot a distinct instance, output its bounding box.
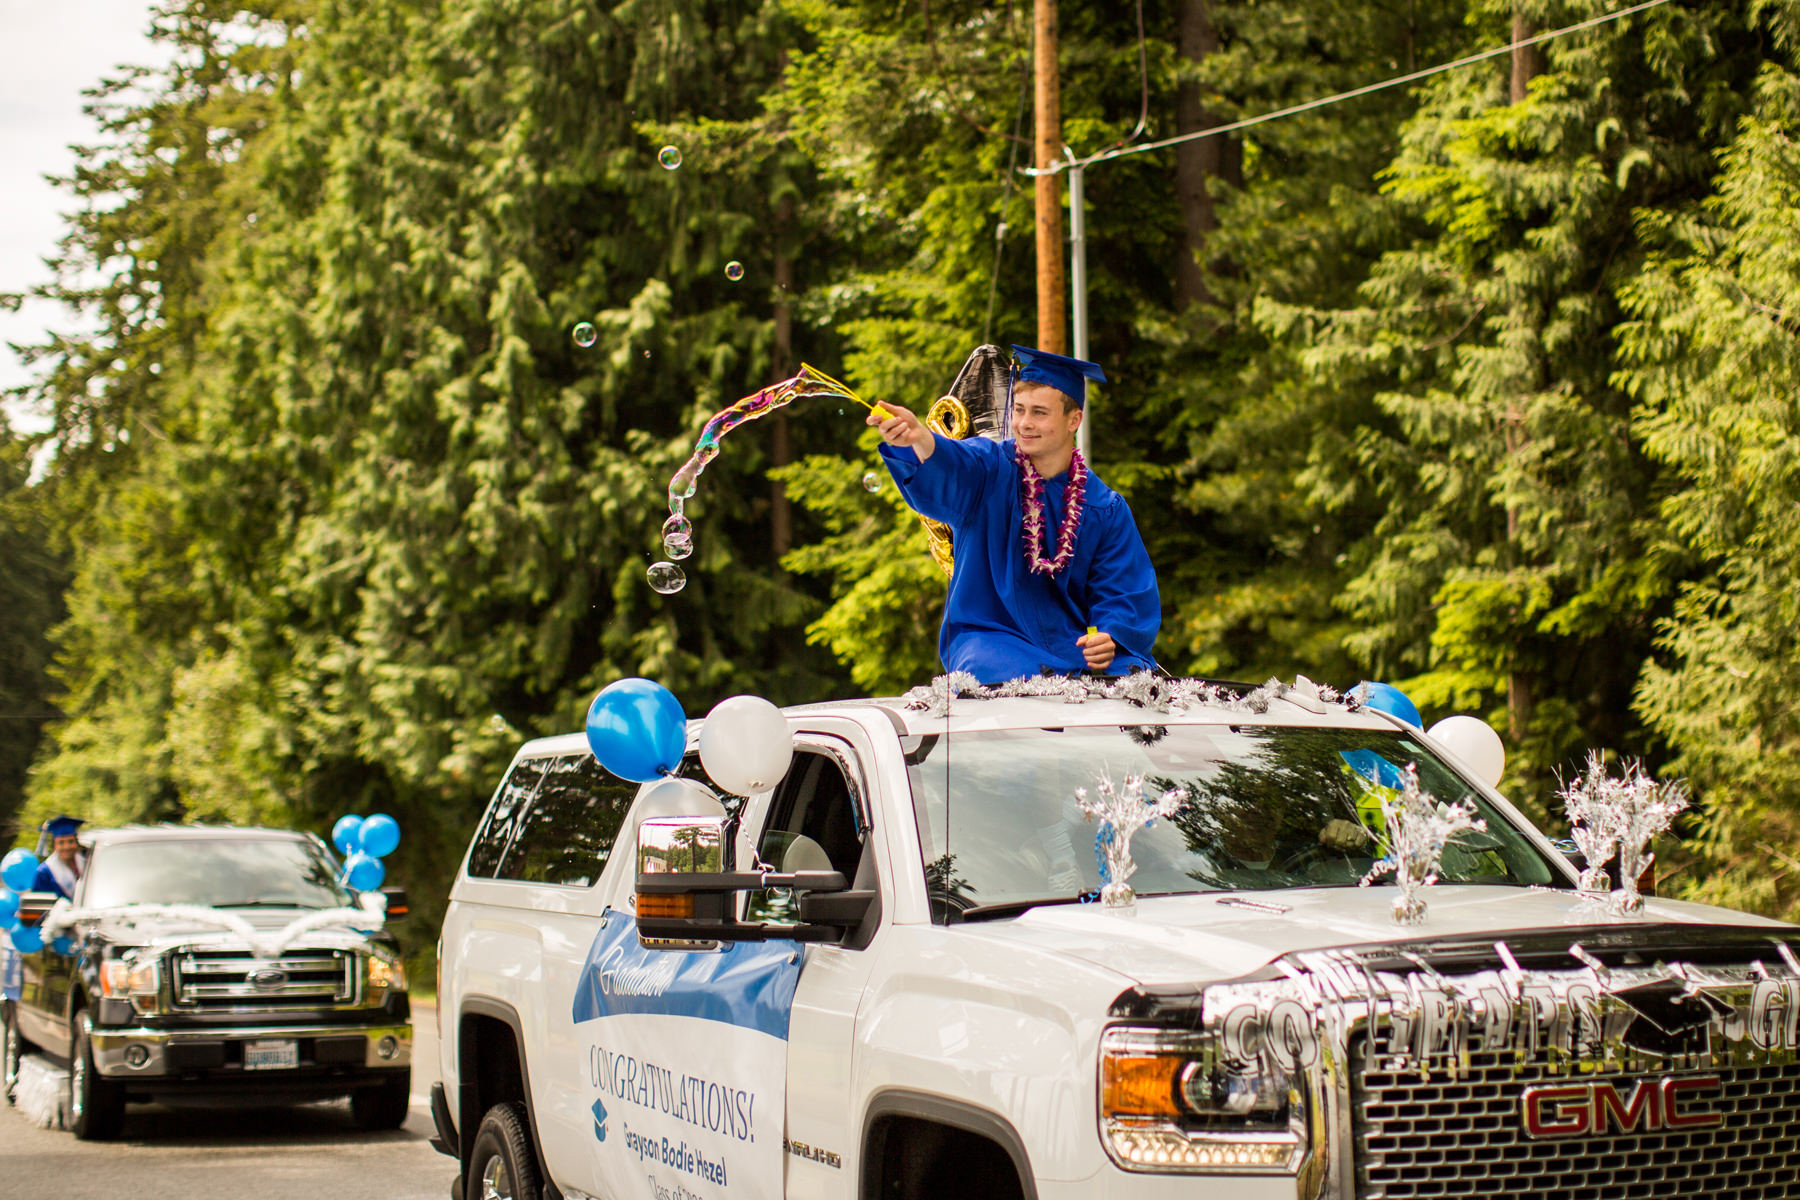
[746,725,886,1200]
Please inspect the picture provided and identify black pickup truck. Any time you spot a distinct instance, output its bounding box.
[0,824,411,1139]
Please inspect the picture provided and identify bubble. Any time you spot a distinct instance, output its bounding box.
[572,322,597,348]
[643,350,652,358]
[489,714,507,732]
[661,514,694,559]
[862,470,884,494]
[725,261,745,282]
[647,562,687,594]
[658,145,683,170]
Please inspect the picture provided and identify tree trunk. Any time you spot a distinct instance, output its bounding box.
[1506,5,1542,746]
[1033,0,1066,352]
[1174,0,1237,311]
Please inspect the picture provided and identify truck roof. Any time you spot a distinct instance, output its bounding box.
[81,824,316,846]
[508,683,1407,762]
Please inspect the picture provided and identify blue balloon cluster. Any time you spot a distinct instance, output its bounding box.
[0,849,43,956]
[586,678,686,783]
[331,813,403,892]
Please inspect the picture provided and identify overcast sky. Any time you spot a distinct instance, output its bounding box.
[2,0,163,432]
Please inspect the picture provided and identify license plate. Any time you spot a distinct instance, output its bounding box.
[244,1039,298,1070]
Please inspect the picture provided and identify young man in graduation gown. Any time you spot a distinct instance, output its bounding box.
[31,816,86,900]
[871,346,1161,685]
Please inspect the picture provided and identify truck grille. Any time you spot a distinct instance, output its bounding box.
[1352,1034,1800,1198]
[172,949,357,1008]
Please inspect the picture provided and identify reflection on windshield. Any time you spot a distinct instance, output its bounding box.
[906,725,1558,919]
[83,839,354,910]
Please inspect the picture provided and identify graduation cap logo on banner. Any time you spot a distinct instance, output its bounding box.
[1011,345,1107,407]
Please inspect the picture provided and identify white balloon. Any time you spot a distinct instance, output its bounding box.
[699,695,794,796]
[1427,715,1506,788]
[635,777,727,820]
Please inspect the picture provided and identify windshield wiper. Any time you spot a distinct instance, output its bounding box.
[953,896,1087,923]
[211,900,321,909]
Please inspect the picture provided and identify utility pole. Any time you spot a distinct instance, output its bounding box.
[1033,0,1066,354]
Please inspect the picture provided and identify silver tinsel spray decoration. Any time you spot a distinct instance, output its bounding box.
[1076,774,1184,912]
[1559,753,1687,916]
[1360,764,1485,925]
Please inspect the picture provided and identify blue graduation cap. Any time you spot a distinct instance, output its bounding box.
[41,816,85,839]
[1010,346,1106,408]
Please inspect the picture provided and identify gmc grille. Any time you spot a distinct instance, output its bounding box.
[1352,1033,1800,1198]
[172,949,357,1008]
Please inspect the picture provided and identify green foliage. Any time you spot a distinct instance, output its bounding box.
[1618,58,1800,917]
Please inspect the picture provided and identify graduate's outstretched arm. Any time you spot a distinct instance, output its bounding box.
[868,402,937,461]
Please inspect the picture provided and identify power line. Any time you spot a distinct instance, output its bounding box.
[1026,0,1677,176]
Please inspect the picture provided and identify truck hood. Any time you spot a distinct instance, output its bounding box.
[958,885,1793,987]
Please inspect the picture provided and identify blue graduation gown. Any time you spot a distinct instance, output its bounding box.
[879,436,1160,684]
[31,861,72,900]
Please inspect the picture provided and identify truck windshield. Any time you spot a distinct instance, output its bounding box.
[905,723,1562,920]
[83,838,355,910]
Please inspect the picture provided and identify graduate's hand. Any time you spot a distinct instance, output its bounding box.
[1077,630,1116,670]
[869,402,936,461]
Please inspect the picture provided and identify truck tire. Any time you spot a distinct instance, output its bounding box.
[351,1072,413,1131]
[465,1102,541,1200]
[3,1000,24,1104]
[69,1009,125,1140]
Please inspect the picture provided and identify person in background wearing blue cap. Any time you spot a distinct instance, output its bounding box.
[871,346,1160,684]
[32,816,86,899]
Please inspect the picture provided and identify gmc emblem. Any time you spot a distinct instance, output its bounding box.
[1521,1076,1724,1139]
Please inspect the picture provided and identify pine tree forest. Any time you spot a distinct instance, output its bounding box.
[9,0,1800,957]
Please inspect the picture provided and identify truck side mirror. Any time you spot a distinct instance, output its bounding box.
[378,887,410,920]
[634,816,872,946]
[16,891,57,926]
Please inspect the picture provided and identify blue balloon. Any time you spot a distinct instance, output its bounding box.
[1340,749,1408,791]
[585,678,686,783]
[344,852,386,892]
[0,890,16,925]
[358,813,401,858]
[1356,681,1423,729]
[0,849,37,893]
[331,815,365,855]
[51,936,74,956]
[10,924,43,954]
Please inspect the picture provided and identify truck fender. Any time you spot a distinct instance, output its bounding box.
[860,1090,1036,1200]
[457,996,554,1190]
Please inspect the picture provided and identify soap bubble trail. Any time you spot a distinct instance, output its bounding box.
[661,364,879,570]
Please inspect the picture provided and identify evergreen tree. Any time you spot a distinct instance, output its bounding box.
[1618,49,1800,917]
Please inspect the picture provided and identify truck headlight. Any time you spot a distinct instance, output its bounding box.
[99,956,161,1015]
[1099,1026,1307,1173]
[365,949,406,995]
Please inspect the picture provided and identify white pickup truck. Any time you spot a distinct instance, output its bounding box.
[431,680,1800,1200]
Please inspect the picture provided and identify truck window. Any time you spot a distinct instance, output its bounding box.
[500,753,636,887]
[745,749,865,924]
[467,756,547,878]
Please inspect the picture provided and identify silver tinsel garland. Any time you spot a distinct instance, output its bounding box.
[1075,773,1185,911]
[1558,752,1688,915]
[900,671,1342,717]
[1360,764,1486,925]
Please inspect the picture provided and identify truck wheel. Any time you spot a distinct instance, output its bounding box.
[3,1001,24,1104]
[351,1073,412,1130]
[69,1010,124,1140]
[465,1102,540,1200]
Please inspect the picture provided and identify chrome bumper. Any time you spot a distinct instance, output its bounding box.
[90,1020,411,1077]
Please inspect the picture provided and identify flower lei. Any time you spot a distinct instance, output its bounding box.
[1019,445,1087,575]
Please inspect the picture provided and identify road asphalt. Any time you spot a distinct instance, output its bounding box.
[0,1001,459,1200]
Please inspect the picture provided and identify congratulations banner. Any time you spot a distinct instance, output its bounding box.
[572,911,801,1200]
